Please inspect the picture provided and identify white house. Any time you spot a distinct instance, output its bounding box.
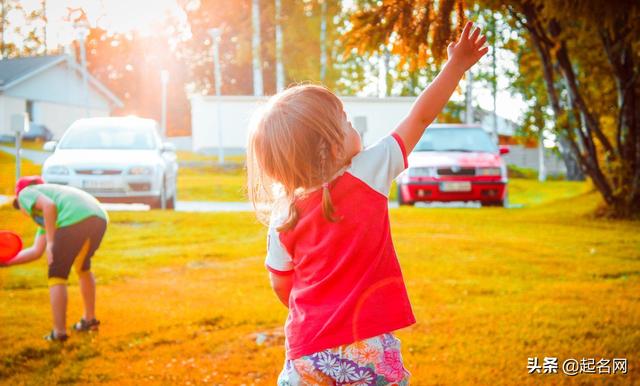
[0,55,123,139]
[190,95,516,154]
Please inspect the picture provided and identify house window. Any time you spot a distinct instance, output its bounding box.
[26,100,34,122]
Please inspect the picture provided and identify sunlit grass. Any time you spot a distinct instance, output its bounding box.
[0,140,49,151]
[176,151,245,164]
[177,164,247,202]
[0,178,638,384]
[0,151,42,196]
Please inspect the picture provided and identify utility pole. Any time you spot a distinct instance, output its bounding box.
[74,21,90,117]
[1,0,6,58]
[275,0,284,92]
[251,0,263,96]
[538,131,547,182]
[491,11,498,143]
[465,70,474,124]
[12,113,29,183]
[160,70,169,139]
[382,46,391,97]
[319,0,327,82]
[209,28,225,165]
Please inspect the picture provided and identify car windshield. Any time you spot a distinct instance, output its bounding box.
[415,127,497,153]
[59,126,158,150]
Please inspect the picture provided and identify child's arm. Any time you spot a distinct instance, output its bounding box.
[394,21,488,153]
[33,195,57,264]
[33,195,57,245]
[4,233,46,266]
[269,272,293,307]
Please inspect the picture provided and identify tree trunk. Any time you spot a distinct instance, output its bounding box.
[275,0,284,92]
[557,136,584,181]
[516,3,584,181]
[252,0,264,96]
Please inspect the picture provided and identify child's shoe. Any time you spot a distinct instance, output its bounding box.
[73,318,100,332]
[44,330,68,342]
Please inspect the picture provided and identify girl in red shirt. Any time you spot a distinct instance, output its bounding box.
[247,21,487,385]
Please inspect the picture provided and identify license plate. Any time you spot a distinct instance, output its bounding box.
[440,181,472,192]
[83,180,118,189]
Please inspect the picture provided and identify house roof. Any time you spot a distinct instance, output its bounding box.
[0,55,67,87]
[0,54,123,108]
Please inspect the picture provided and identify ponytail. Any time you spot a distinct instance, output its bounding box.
[277,183,340,231]
[321,182,340,223]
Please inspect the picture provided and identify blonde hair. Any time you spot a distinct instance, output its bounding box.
[247,84,346,231]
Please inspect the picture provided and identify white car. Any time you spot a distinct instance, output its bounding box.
[42,117,178,209]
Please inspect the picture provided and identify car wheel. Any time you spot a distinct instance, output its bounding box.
[481,187,509,208]
[148,195,163,209]
[165,186,176,210]
[501,187,509,208]
[397,184,413,206]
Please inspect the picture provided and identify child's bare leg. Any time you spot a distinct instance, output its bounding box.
[49,284,68,335]
[78,271,96,320]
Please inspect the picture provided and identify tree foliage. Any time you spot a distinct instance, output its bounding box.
[508,0,640,217]
[343,0,466,70]
[0,0,46,58]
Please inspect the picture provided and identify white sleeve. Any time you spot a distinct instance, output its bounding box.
[348,133,408,196]
[265,212,294,274]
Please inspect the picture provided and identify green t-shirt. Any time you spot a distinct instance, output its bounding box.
[18,184,109,236]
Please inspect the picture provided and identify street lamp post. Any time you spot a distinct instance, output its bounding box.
[160,70,169,139]
[11,113,29,183]
[208,28,225,165]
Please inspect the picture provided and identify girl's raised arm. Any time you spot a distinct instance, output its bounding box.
[394,21,488,153]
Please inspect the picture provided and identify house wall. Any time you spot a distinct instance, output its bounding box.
[5,61,112,110]
[1,61,114,139]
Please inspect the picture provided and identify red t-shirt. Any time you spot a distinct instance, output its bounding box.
[265,133,416,360]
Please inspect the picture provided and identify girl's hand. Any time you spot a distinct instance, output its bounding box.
[447,21,488,72]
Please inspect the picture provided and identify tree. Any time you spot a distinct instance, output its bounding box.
[507,0,639,217]
[0,0,46,58]
[501,10,584,180]
[176,0,345,96]
[343,0,639,217]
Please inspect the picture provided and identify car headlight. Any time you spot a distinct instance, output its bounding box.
[128,166,154,175]
[45,165,69,175]
[477,167,502,176]
[408,167,436,177]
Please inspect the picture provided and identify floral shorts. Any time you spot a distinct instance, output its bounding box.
[277,333,410,386]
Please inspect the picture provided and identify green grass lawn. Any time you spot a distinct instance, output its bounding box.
[0,147,637,384]
[177,164,247,202]
[0,165,638,385]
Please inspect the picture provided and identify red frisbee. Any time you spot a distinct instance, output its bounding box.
[0,231,22,263]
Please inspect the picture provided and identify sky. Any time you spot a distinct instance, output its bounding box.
[6,0,527,123]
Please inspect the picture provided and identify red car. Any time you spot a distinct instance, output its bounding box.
[397,124,509,207]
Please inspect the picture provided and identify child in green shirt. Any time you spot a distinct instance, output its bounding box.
[4,176,108,342]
